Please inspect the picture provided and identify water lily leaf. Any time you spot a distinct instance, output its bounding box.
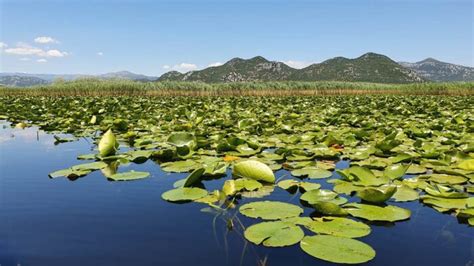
[71,161,108,171]
[337,166,388,186]
[457,159,474,171]
[424,183,468,198]
[222,178,263,196]
[329,180,363,195]
[161,187,208,202]
[300,189,347,205]
[420,195,469,211]
[233,160,275,183]
[304,217,371,238]
[384,164,409,180]
[300,235,375,264]
[160,160,199,172]
[183,168,205,187]
[291,167,332,179]
[167,132,196,147]
[428,174,467,185]
[311,201,348,216]
[240,185,275,198]
[108,171,150,181]
[357,185,397,203]
[391,185,419,202]
[277,179,299,190]
[344,203,411,222]
[195,190,223,204]
[469,217,474,226]
[49,168,91,179]
[98,129,118,157]
[244,221,304,247]
[406,164,427,174]
[278,179,321,192]
[239,201,303,220]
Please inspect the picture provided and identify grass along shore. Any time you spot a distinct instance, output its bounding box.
[0,79,473,96]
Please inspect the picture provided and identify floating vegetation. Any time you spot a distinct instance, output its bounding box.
[0,95,473,264]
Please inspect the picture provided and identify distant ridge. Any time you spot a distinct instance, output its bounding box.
[399,58,474,82]
[159,52,424,83]
[1,54,473,87]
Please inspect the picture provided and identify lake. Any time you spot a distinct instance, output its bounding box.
[0,123,473,266]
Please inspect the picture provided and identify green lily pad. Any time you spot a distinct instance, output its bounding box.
[49,168,91,179]
[233,160,275,183]
[344,203,411,222]
[304,217,371,238]
[457,159,474,171]
[239,201,303,220]
[108,171,150,181]
[311,201,349,216]
[244,221,304,247]
[300,235,375,264]
[291,167,332,179]
[406,164,427,174]
[391,185,419,202]
[98,129,118,157]
[428,174,467,185]
[300,189,347,205]
[161,187,208,202]
[71,161,108,171]
[160,160,199,172]
[384,164,409,179]
[183,168,205,187]
[357,185,397,203]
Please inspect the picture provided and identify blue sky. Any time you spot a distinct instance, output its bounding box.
[0,0,472,76]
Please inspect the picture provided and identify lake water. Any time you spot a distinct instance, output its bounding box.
[0,124,472,266]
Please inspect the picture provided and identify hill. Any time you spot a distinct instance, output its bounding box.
[159,53,424,83]
[399,58,474,82]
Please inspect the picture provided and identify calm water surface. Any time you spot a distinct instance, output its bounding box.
[0,124,472,266]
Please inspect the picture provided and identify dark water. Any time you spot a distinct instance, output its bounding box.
[0,124,472,266]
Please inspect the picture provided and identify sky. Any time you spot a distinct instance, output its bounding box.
[0,0,472,76]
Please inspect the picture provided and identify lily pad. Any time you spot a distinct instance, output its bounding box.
[98,129,118,157]
[291,167,332,179]
[108,171,150,181]
[239,201,303,220]
[357,185,397,203]
[300,235,375,264]
[391,185,419,202]
[233,160,275,183]
[244,221,304,247]
[304,217,371,238]
[344,203,411,222]
[161,187,208,202]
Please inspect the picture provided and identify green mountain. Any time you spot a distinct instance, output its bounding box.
[160,56,296,82]
[291,53,424,83]
[399,58,474,82]
[159,53,425,83]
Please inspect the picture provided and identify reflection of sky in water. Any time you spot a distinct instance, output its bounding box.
[0,124,472,266]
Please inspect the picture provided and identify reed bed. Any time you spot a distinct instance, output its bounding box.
[0,79,472,97]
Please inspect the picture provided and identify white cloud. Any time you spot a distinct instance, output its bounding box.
[44,49,67,57]
[171,63,198,72]
[97,52,104,56]
[0,42,7,49]
[34,36,58,44]
[208,62,223,67]
[283,60,314,69]
[4,43,67,57]
[19,57,30,61]
[37,59,47,63]
[5,43,44,55]
[162,65,171,69]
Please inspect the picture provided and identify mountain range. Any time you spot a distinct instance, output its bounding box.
[1,53,473,87]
